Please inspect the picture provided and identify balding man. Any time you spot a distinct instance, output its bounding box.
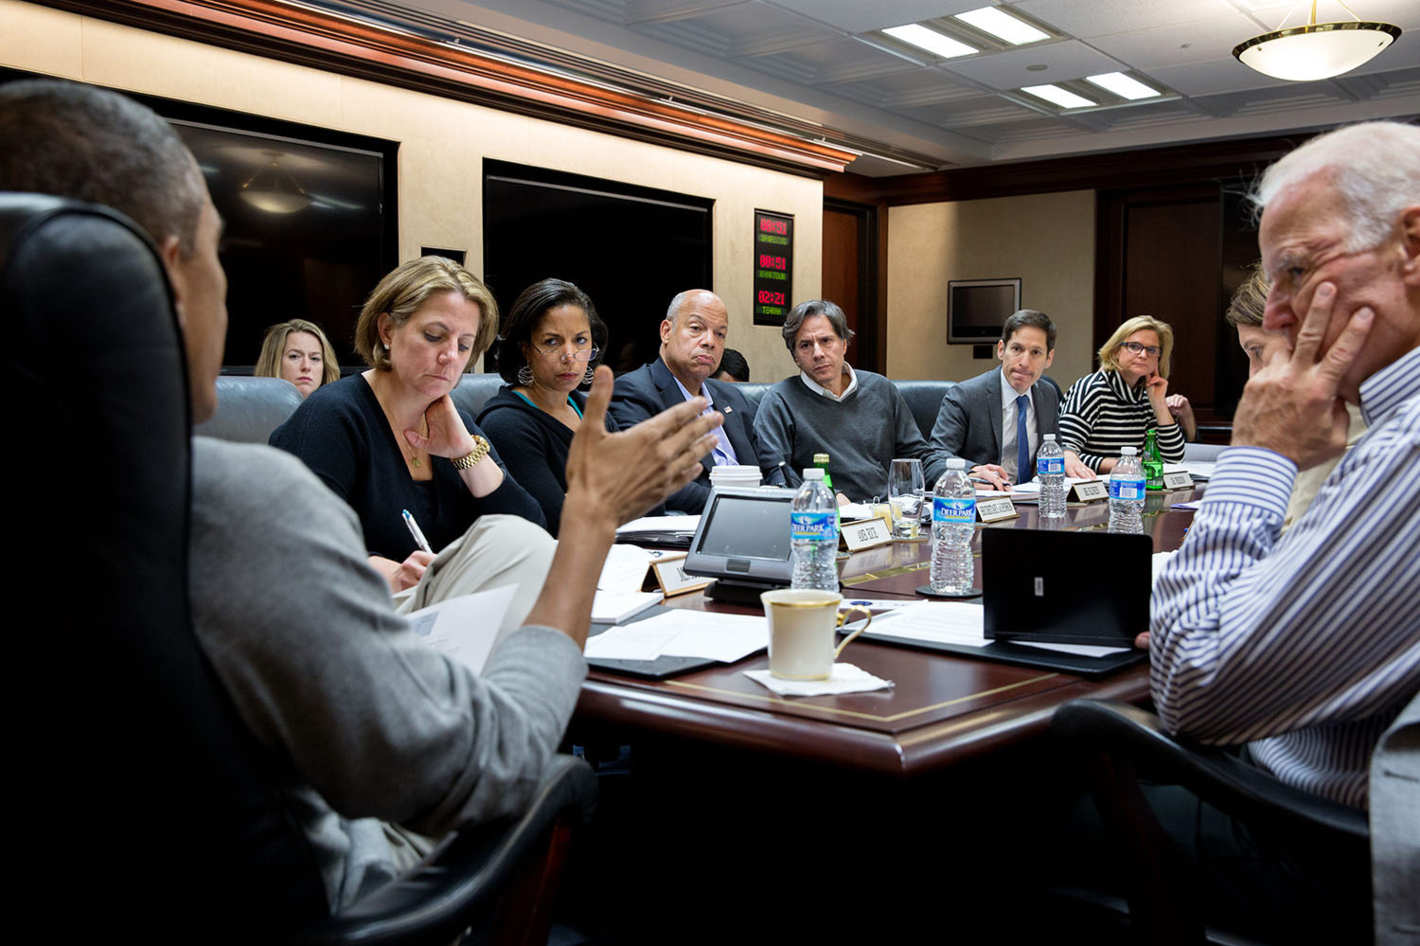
[610,290,782,511]
[1148,120,1419,940]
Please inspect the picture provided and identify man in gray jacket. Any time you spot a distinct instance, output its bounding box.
[930,309,1061,490]
[0,79,721,913]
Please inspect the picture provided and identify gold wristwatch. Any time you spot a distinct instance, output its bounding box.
[450,435,491,470]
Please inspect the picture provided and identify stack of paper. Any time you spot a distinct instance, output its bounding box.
[584,610,768,663]
[590,590,663,624]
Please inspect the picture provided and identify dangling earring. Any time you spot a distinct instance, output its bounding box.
[582,364,595,384]
[517,364,534,385]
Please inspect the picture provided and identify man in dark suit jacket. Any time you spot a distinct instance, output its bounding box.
[610,289,781,512]
[930,309,1060,490]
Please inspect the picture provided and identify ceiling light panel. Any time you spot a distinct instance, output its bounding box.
[882,24,978,59]
[1085,72,1161,99]
[953,7,1050,45]
[1021,83,1096,108]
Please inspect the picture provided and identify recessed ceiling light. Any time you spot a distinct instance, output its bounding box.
[1021,84,1095,109]
[953,7,1049,45]
[882,24,977,59]
[1085,72,1162,100]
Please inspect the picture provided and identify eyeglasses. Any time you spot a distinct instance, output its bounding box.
[1120,341,1161,358]
[530,339,600,362]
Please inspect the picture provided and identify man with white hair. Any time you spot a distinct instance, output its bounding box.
[1150,121,1419,939]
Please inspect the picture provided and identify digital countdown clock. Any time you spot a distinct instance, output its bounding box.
[753,210,793,326]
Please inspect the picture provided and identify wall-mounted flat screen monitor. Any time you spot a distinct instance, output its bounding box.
[172,119,396,369]
[948,278,1021,344]
[483,160,713,377]
[0,68,399,372]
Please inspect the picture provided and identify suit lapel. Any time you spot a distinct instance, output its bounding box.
[655,359,717,475]
[986,369,1003,459]
[1033,379,1059,435]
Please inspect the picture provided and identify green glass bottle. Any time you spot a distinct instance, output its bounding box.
[1143,429,1165,491]
[813,452,841,526]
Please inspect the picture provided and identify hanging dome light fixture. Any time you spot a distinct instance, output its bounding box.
[1233,1,1400,81]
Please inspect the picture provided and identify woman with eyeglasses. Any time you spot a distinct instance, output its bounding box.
[1057,315,1194,478]
[270,257,551,624]
[477,278,617,537]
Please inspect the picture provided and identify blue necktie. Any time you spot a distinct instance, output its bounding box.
[1016,394,1031,484]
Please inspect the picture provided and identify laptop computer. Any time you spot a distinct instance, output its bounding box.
[982,528,1152,647]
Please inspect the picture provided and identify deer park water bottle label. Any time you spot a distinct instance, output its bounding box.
[1037,456,1064,476]
[1109,477,1145,501]
[790,511,837,542]
[933,496,976,525]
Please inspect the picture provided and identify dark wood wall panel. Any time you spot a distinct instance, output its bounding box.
[1121,195,1221,415]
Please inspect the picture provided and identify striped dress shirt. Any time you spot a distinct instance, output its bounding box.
[1058,368,1185,471]
[1151,345,1420,809]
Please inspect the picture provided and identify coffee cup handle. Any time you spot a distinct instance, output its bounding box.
[833,607,873,659]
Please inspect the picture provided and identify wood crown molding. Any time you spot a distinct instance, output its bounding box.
[37,0,856,176]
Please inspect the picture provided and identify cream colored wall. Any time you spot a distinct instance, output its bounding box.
[0,0,821,381]
[886,190,1096,388]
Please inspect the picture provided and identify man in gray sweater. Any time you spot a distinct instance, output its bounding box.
[1,80,722,912]
[754,299,947,500]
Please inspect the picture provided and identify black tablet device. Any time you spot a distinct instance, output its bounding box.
[682,487,796,598]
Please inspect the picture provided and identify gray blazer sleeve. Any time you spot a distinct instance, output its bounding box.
[189,439,586,837]
[929,386,987,467]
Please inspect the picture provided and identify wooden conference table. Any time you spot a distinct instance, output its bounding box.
[569,488,1200,776]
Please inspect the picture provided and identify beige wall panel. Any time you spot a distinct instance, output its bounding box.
[0,1,82,78]
[0,0,821,383]
[887,190,1096,387]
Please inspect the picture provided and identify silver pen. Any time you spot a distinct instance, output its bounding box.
[402,508,433,554]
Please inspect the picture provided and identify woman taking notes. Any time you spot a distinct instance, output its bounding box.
[270,257,550,628]
[254,318,339,397]
[1057,315,1193,477]
[477,278,615,537]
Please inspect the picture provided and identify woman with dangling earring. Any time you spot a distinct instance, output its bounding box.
[477,278,622,537]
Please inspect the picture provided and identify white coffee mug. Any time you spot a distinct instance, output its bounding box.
[760,589,872,680]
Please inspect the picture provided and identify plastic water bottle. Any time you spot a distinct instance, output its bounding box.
[1109,447,1146,534]
[790,468,839,591]
[1036,433,1066,520]
[930,458,976,593]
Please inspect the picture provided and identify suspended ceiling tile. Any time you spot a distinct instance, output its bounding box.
[1243,0,1420,31]
[901,96,1039,128]
[986,116,1088,142]
[1088,11,1273,70]
[829,68,982,108]
[1144,57,1294,97]
[939,39,1125,89]
[764,0,984,35]
[1014,0,1244,38]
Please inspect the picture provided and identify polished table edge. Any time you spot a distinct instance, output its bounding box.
[574,664,1149,776]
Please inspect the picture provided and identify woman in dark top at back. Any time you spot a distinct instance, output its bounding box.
[270,257,550,620]
[477,278,616,537]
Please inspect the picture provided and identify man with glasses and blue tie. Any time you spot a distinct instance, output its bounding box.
[610,289,782,511]
[930,309,1061,491]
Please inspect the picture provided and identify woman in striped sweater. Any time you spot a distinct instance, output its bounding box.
[1058,315,1194,477]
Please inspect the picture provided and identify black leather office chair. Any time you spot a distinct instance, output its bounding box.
[1051,699,1371,945]
[2,193,594,944]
